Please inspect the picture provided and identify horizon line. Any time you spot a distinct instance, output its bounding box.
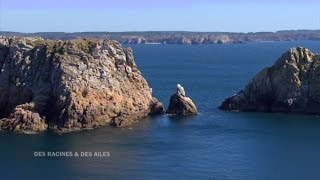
[1,29,320,34]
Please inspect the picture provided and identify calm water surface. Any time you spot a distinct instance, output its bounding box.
[1,41,320,179]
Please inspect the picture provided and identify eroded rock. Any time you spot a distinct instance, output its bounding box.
[220,47,320,114]
[0,36,164,133]
[0,105,48,134]
[166,84,197,116]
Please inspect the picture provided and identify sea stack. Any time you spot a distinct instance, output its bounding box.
[220,47,320,114]
[0,36,164,134]
[166,84,198,116]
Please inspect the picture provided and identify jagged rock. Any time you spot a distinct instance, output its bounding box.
[220,47,320,114]
[166,84,197,116]
[0,36,164,133]
[149,97,166,115]
[0,105,48,134]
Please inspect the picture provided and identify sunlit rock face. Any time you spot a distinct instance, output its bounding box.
[220,47,320,114]
[166,84,198,116]
[0,37,164,133]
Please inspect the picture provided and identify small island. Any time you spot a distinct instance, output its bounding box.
[0,37,165,134]
[166,84,198,116]
[220,47,320,114]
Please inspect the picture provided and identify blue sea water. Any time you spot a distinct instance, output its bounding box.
[1,41,320,179]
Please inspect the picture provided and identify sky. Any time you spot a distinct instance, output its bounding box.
[0,0,319,33]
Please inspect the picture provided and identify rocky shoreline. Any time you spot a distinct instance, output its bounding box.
[1,30,319,45]
[3,35,317,134]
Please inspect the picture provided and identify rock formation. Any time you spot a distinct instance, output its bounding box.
[166,84,197,116]
[0,36,164,133]
[220,47,320,114]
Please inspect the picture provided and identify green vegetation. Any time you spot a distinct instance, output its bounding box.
[33,39,59,49]
[32,38,98,54]
[69,39,97,53]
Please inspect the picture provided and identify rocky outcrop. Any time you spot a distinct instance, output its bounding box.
[166,84,197,116]
[0,36,164,133]
[0,105,48,134]
[220,47,320,114]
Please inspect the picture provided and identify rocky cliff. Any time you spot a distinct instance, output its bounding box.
[0,36,164,133]
[220,47,320,114]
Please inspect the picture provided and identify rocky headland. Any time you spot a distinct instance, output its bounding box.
[166,84,197,116]
[1,30,319,45]
[0,36,164,134]
[220,47,320,114]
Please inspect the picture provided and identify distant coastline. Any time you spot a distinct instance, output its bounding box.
[1,30,319,45]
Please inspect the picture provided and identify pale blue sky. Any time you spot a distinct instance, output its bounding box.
[0,0,319,32]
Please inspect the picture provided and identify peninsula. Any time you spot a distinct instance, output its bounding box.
[1,30,319,45]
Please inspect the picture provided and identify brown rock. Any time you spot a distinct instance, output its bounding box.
[0,105,48,134]
[0,36,164,133]
[220,47,320,114]
[166,84,197,116]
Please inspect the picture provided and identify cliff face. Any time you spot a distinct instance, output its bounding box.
[220,47,320,114]
[0,37,164,133]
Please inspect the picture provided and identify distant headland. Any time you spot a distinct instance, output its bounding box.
[1,30,319,45]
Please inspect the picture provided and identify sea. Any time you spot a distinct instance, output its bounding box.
[1,41,320,179]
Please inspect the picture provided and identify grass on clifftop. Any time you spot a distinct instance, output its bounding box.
[33,38,98,54]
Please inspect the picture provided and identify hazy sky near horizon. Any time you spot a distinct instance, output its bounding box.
[0,0,319,32]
